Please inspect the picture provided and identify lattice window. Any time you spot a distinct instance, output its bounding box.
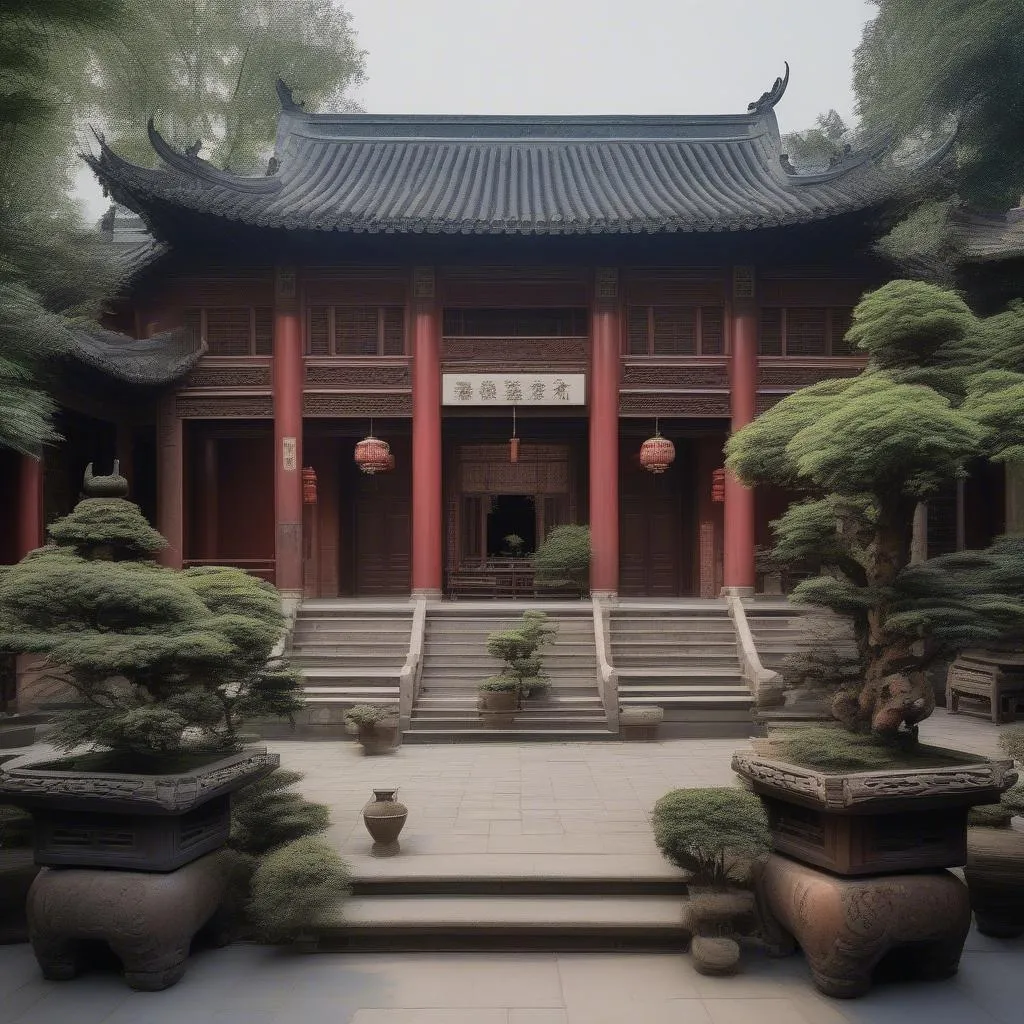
[652,307,697,355]
[759,308,784,356]
[253,308,274,355]
[183,309,202,348]
[308,306,331,356]
[335,306,379,356]
[306,305,407,356]
[381,307,406,356]
[626,307,649,355]
[830,307,856,355]
[205,308,253,356]
[786,307,829,356]
[626,305,725,355]
[442,308,588,337]
[700,307,725,355]
[184,307,272,356]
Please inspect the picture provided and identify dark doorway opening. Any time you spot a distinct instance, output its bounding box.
[487,495,536,557]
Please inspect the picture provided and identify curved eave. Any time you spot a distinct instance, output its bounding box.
[67,325,206,388]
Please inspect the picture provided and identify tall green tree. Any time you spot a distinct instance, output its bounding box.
[782,109,849,170]
[726,280,1024,736]
[0,0,127,455]
[87,0,366,171]
[854,0,1024,211]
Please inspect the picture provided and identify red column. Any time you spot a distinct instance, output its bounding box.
[16,455,43,558]
[156,396,184,568]
[589,270,621,597]
[723,268,758,593]
[273,269,303,596]
[411,268,443,597]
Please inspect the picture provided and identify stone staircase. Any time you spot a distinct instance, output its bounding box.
[266,602,414,737]
[744,600,857,727]
[406,603,613,742]
[310,865,689,951]
[610,602,755,738]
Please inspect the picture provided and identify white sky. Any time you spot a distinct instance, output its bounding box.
[76,0,876,219]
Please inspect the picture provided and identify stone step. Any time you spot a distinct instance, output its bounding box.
[620,692,751,707]
[410,715,610,729]
[302,689,399,701]
[402,728,618,744]
[351,871,687,898]
[291,653,408,667]
[612,654,739,668]
[616,666,742,680]
[415,694,602,705]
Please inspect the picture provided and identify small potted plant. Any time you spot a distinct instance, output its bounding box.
[533,525,591,598]
[479,610,557,726]
[619,705,664,741]
[965,726,1024,938]
[502,533,525,558]
[478,676,520,728]
[652,787,771,976]
[344,704,399,755]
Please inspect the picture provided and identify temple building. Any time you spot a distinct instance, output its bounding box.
[4,70,1003,607]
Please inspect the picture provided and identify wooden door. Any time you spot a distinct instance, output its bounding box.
[353,436,411,595]
[619,442,685,597]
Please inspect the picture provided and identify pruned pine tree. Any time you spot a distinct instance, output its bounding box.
[727,279,1024,737]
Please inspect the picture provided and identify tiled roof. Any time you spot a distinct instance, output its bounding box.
[68,324,204,387]
[85,73,951,238]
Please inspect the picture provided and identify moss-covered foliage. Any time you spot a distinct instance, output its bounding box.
[971,727,1024,826]
[727,280,1024,738]
[0,490,303,766]
[484,609,557,698]
[652,788,771,887]
[247,836,352,942]
[773,727,951,772]
[533,525,591,596]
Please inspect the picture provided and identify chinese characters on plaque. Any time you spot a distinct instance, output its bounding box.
[441,373,585,406]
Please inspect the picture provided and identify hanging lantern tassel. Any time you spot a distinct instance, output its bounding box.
[640,420,675,474]
[509,405,519,463]
[302,466,318,504]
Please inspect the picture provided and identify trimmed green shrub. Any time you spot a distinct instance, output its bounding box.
[479,676,520,693]
[652,788,771,887]
[483,610,557,698]
[777,727,933,772]
[0,483,303,768]
[229,768,330,857]
[344,704,396,729]
[533,525,590,596]
[248,837,352,942]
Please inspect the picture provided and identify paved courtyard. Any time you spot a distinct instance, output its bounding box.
[0,709,1018,1023]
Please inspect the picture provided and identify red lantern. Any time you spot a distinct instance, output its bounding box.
[711,468,726,502]
[354,435,392,475]
[509,436,520,463]
[640,434,675,474]
[302,467,318,504]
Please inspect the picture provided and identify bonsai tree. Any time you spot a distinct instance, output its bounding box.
[533,524,591,597]
[727,280,1024,738]
[0,465,303,769]
[652,787,771,975]
[483,609,557,701]
[501,533,526,558]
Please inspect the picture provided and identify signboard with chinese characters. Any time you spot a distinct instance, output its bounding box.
[442,373,586,407]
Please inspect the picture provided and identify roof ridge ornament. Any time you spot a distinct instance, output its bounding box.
[276,79,305,113]
[748,62,790,114]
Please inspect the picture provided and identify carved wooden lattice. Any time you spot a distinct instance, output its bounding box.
[303,393,412,417]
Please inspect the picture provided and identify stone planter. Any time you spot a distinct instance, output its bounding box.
[965,823,1024,938]
[478,690,517,728]
[362,787,408,856]
[356,717,399,755]
[732,747,1017,876]
[0,747,279,872]
[684,887,757,976]
[619,706,663,741]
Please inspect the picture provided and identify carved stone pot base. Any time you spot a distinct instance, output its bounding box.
[27,850,234,991]
[758,854,971,999]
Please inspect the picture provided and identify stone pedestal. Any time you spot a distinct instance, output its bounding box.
[758,854,971,999]
[965,825,1024,938]
[27,849,235,990]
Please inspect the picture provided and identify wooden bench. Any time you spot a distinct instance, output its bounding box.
[946,651,1024,724]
